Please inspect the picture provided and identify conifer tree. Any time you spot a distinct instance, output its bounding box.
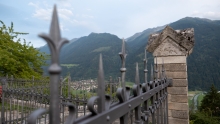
[199,84,220,116]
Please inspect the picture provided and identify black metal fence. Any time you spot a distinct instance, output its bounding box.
[0,76,121,123]
[1,5,172,124]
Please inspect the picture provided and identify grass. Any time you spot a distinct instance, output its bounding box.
[126,82,134,87]
[188,90,202,95]
[197,93,205,107]
[61,64,79,68]
[188,90,205,111]
[0,102,34,112]
[188,98,193,107]
[92,46,111,52]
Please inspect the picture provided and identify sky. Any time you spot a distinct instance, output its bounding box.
[1,0,220,48]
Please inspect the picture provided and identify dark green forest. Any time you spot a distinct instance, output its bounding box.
[190,84,220,124]
[39,17,220,91]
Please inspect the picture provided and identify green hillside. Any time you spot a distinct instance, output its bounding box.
[127,17,220,90]
[40,33,124,80]
[39,17,220,90]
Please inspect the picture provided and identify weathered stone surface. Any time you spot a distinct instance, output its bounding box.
[171,95,188,103]
[166,72,187,79]
[153,37,187,56]
[147,26,194,55]
[154,56,186,64]
[168,110,172,117]
[172,79,188,87]
[171,110,189,119]
[146,26,193,124]
[168,103,188,110]
[156,64,186,72]
[168,117,189,124]
[168,87,187,95]
[168,94,171,102]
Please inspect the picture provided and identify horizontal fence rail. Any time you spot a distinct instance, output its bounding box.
[0,5,172,124]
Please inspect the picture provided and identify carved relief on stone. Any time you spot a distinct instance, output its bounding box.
[153,37,187,56]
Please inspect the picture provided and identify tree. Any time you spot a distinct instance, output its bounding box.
[0,20,47,79]
[189,84,220,124]
[199,84,220,116]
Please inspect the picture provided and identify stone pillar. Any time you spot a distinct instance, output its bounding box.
[146,26,194,124]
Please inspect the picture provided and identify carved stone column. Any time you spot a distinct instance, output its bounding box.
[146,26,194,124]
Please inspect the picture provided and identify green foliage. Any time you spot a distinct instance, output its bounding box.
[92,46,111,52]
[190,84,220,124]
[199,84,220,116]
[45,33,123,80]
[61,64,79,68]
[190,112,220,124]
[0,21,47,79]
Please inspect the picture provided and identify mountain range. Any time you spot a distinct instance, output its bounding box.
[39,17,220,90]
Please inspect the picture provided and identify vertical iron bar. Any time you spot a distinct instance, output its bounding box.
[159,67,163,124]
[156,93,159,124]
[165,87,168,124]
[119,39,129,124]
[21,95,24,124]
[1,78,5,124]
[68,76,70,98]
[144,50,148,83]
[9,98,11,124]
[97,54,105,113]
[150,64,155,124]
[155,56,160,124]
[119,39,127,91]
[62,103,64,123]
[38,5,69,124]
[60,77,63,96]
[134,63,141,124]
[143,50,149,124]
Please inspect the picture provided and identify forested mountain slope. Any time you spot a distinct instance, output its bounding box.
[39,17,220,90]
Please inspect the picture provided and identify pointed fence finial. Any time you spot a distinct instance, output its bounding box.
[37,5,69,124]
[97,54,105,113]
[39,5,69,72]
[119,39,127,90]
[50,5,61,43]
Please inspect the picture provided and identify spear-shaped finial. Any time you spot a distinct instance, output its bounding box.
[39,5,69,70]
[37,5,69,124]
[49,5,61,43]
[121,38,126,57]
[119,39,127,90]
[97,54,105,113]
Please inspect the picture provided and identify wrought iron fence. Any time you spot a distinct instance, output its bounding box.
[0,76,120,123]
[0,5,172,124]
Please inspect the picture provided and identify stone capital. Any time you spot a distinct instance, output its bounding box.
[146,26,194,57]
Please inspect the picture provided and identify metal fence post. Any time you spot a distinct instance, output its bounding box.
[118,39,129,124]
[1,77,6,124]
[38,5,69,124]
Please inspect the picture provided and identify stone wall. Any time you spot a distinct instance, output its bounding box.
[147,26,194,124]
[157,56,189,124]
